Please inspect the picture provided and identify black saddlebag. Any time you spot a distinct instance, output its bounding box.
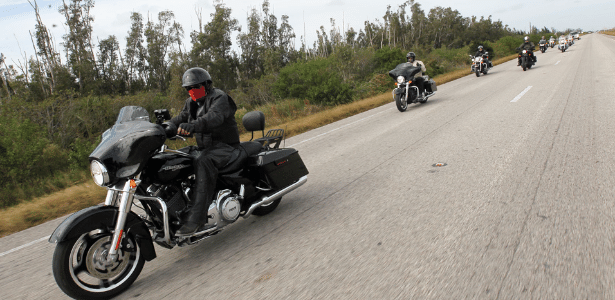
[250,148,309,189]
[425,79,437,93]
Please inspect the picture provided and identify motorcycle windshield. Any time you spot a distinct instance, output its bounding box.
[388,63,421,80]
[115,106,150,124]
[91,106,166,181]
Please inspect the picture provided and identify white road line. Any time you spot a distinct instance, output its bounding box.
[0,236,50,258]
[555,61,561,65]
[511,86,533,103]
[289,107,394,147]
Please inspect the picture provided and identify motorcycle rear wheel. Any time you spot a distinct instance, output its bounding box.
[252,198,281,216]
[394,93,408,112]
[52,231,145,299]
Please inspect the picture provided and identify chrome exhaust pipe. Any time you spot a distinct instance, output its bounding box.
[243,175,308,218]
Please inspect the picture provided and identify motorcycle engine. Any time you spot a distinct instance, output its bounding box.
[218,192,241,222]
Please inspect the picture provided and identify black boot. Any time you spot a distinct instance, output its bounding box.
[176,191,212,236]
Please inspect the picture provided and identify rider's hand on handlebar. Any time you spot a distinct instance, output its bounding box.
[178,123,195,136]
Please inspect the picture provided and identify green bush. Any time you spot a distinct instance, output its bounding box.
[374,46,406,72]
[493,36,524,56]
[273,59,353,105]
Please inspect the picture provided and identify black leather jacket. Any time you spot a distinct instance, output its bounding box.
[474,50,488,58]
[519,41,535,51]
[171,88,240,149]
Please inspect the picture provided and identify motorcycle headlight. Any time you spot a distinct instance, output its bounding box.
[397,76,405,84]
[522,50,527,54]
[91,160,109,187]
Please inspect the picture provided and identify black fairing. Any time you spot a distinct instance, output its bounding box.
[389,63,421,80]
[90,106,166,183]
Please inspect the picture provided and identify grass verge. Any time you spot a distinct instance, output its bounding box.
[0,53,518,238]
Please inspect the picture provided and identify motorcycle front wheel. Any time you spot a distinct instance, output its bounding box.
[475,70,480,77]
[52,230,145,299]
[394,93,408,112]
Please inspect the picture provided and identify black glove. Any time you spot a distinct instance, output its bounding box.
[178,123,195,136]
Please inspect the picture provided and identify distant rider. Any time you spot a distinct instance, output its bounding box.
[517,36,536,66]
[474,45,493,68]
[406,52,427,99]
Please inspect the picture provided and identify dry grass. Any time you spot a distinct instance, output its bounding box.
[603,30,615,36]
[0,182,106,237]
[0,53,519,237]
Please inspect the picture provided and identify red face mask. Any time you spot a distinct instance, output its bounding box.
[188,86,207,101]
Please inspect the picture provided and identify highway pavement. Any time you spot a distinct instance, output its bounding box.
[1,33,615,299]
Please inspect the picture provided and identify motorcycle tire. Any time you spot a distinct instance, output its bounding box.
[252,198,281,216]
[394,93,408,112]
[52,231,145,299]
[475,70,480,77]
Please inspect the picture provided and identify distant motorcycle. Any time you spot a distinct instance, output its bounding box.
[517,48,535,71]
[558,39,568,52]
[539,40,547,53]
[388,63,437,112]
[549,38,556,48]
[469,52,491,77]
[48,106,309,299]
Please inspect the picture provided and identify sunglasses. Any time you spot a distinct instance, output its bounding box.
[184,85,201,91]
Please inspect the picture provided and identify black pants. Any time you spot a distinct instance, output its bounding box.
[413,76,425,95]
[190,142,236,211]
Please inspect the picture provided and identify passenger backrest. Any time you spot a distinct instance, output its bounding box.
[242,111,265,132]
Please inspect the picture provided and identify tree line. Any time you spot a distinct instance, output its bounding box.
[0,0,571,207]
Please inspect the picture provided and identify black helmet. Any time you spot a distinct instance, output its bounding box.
[182,67,212,87]
[406,52,416,62]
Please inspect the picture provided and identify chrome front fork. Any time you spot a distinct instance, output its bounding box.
[106,179,139,262]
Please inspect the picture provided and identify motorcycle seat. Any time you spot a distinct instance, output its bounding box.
[218,141,262,175]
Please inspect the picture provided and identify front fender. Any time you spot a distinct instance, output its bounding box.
[49,205,156,261]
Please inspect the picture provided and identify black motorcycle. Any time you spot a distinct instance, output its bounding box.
[389,63,437,112]
[517,48,535,71]
[48,106,309,299]
[539,40,547,53]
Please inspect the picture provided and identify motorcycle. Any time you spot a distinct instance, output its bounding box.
[469,52,491,77]
[48,106,309,299]
[517,48,535,71]
[549,38,556,48]
[388,63,437,112]
[558,38,568,52]
[539,41,547,53]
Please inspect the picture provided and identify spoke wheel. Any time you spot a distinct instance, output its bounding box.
[394,93,408,112]
[52,231,145,299]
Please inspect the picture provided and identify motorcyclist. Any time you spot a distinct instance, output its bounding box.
[168,67,240,236]
[517,36,536,66]
[474,45,493,68]
[405,52,428,99]
[539,36,547,45]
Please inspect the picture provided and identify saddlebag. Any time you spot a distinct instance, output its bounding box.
[425,79,437,93]
[250,148,309,189]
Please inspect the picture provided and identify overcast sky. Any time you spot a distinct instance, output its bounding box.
[1,0,614,66]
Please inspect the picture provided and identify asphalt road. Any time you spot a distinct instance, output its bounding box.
[2,34,615,300]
